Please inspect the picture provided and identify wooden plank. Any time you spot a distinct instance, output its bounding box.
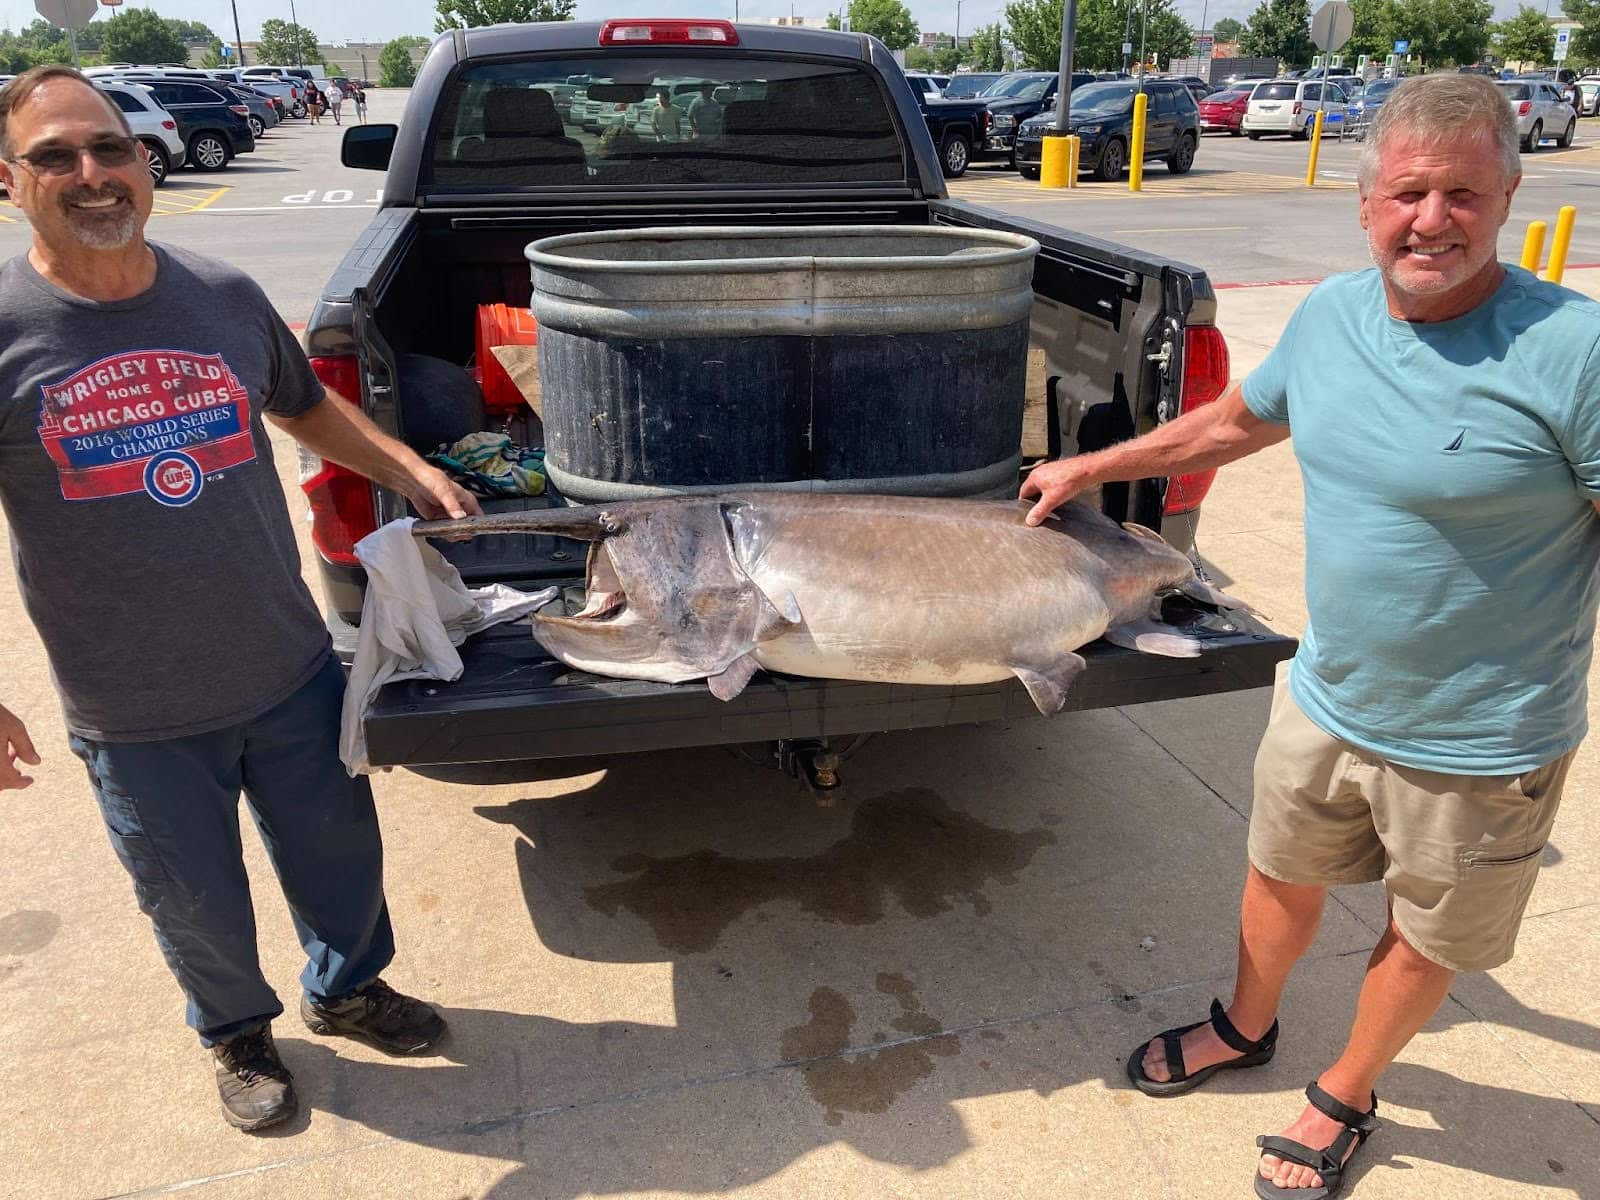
[491,343,542,418]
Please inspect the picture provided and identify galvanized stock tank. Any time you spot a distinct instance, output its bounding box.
[526,226,1040,503]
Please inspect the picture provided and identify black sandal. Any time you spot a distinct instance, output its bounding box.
[1125,997,1279,1097]
[1253,1082,1380,1200]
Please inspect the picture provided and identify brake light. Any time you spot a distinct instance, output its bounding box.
[301,355,378,565]
[1292,101,1302,115]
[161,119,176,130]
[1519,100,1532,115]
[599,19,739,45]
[1164,325,1230,517]
[229,104,249,116]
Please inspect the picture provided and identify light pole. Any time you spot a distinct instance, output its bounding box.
[230,0,246,67]
[289,0,304,68]
[1122,1,1135,73]
[1137,0,1149,80]
[955,0,962,55]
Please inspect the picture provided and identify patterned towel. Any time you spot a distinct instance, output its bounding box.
[427,432,546,498]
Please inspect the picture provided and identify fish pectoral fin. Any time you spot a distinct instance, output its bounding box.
[754,589,803,639]
[1175,577,1262,617]
[1012,653,1087,716]
[1104,619,1205,658]
[706,653,761,702]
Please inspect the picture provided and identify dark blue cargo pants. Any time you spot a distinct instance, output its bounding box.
[68,656,395,1047]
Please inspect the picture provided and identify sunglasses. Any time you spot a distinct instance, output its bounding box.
[8,135,141,177]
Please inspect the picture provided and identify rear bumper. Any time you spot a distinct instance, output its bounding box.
[359,605,1296,768]
[1243,112,1302,132]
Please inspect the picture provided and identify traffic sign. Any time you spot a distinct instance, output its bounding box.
[1393,39,1409,53]
[1555,28,1571,62]
[33,0,97,29]
[221,45,233,59]
[1310,1,1353,53]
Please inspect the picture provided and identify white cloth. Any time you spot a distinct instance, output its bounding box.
[340,518,556,774]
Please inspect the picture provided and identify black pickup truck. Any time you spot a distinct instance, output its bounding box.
[310,19,1293,772]
[916,93,990,178]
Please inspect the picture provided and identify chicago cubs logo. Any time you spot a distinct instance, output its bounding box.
[37,349,256,505]
[143,451,204,507]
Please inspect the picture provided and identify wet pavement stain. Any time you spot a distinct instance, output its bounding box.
[583,788,1057,954]
[781,973,959,1126]
[0,910,60,956]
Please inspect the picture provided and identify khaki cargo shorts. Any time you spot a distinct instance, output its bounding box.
[1249,663,1572,972]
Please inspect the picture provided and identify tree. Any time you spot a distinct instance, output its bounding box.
[1563,0,1600,66]
[1345,0,1403,61]
[166,20,218,44]
[199,39,229,69]
[0,23,72,74]
[905,42,963,73]
[256,18,322,68]
[969,22,1006,69]
[827,0,919,50]
[101,9,189,66]
[1213,16,1243,40]
[1238,0,1315,67]
[1006,0,1192,71]
[1492,5,1555,64]
[1390,0,1491,68]
[379,36,430,87]
[435,0,576,31]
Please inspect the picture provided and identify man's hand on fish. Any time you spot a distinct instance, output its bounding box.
[403,466,482,522]
[1019,459,1097,527]
[0,703,40,792]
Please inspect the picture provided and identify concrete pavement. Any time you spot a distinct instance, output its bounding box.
[1,92,1598,1200]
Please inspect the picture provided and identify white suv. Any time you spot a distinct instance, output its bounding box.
[1496,80,1577,151]
[96,80,187,186]
[1243,78,1348,139]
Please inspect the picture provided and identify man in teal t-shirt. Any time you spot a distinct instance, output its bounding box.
[1021,75,1600,1199]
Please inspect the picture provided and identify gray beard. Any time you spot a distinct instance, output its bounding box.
[65,206,140,250]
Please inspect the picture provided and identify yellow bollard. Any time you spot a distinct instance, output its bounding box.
[1040,135,1070,189]
[1305,110,1326,187]
[1067,134,1080,188]
[1521,220,1548,273]
[1547,206,1577,285]
[1129,92,1147,192]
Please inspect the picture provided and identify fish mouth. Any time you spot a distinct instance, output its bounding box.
[557,541,629,622]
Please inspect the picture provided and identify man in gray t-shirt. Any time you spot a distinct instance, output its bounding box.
[0,66,481,1133]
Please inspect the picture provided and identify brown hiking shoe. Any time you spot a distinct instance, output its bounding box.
[300,977,446,1056]
[212,1026,297,1132]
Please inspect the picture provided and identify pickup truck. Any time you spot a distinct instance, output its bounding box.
[311,19,1294,775]
[916,91,990,178]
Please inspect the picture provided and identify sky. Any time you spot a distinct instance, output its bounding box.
[1,0,1547,46]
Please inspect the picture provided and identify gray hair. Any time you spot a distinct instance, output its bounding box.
[1357,74,1520,193]
[0,65,132,160]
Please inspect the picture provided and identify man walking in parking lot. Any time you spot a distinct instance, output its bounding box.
[0,67,481,1132]
[1023,74,1600,1198]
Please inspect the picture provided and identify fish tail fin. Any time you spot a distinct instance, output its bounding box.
[1104,619,1205,658]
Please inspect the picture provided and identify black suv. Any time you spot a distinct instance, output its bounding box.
[135,79,255,171]
[1014,80,1200,181]
[978,70,1095,165]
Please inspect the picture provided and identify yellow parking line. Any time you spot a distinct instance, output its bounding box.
[150,185,232,216]
[185,186,229,213]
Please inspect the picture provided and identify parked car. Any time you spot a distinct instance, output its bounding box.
[1161,75,1213,105]
[1578,80,1600,117]
[1496,79,1577,150]
[95,80,186,186]
[1197,87,1250,135]
[1243,78,1347,139]
[222,84,279,139]
[247,77,306,118]
[133,78,255,171]
[903,72,943,98]
[939,73,1003,99]
[1014,80,1200,181]
[979,70,1093,165]
[915,93,991,177]
[1347,76,1400,125]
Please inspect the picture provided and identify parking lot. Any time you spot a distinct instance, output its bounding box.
[2,87,1599,1200]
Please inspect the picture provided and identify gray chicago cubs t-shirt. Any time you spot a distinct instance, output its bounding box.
[0,244,332,741]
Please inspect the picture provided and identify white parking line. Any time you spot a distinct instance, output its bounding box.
[197,204,381,213]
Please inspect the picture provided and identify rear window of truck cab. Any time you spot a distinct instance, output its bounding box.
[426,55,909,190]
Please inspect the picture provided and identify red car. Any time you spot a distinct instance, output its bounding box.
[1198,87,1250,135]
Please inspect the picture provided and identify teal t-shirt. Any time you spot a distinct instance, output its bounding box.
[1242,265,1600,774]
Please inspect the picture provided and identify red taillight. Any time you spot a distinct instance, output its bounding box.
[229,104,249,116]
[1292,100,1303,115]
[302,355,378,566]
[161,119,176,130]
[600,18,738,45]
[1519,100,1532,115]
[1165,325,1230,517]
